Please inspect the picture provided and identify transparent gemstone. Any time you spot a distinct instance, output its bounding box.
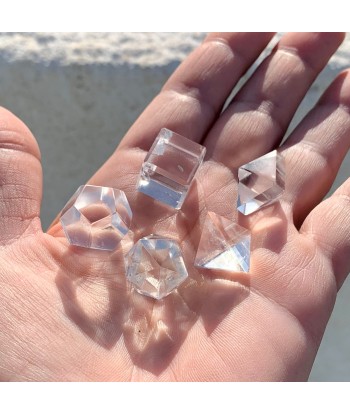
[137,128,206,209]
[237,150,285,215]
[126,235,188,300]
[60,185,132,250]
[194,212,251,273]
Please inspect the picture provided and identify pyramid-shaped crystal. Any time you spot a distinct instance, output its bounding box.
[126,235,188,300]
[237,150,285,215]
[60,185,132,250]
[194,212,251,273]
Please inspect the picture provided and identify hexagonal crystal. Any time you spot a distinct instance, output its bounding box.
[60,185,132,250]
[126,235,188,300]
[237,150,285,215]
[137,128,206,209]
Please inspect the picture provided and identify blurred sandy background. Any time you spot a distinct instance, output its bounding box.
[0,32,349,380]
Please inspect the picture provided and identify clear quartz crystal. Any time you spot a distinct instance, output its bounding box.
[237,150,285,215]
[194,212,251,273]
[126,235,188,300]
[60,185,132,250]
[137,128,206,209]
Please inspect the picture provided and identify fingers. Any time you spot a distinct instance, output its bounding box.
[204,32,345,167]
[0,107,42,245]
[300,178,350,289]
[281,70,350,226]
[119,33,275,150]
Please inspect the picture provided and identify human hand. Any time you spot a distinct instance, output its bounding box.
[1,32,349,381]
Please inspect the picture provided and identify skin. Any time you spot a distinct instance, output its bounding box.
[0,32,349,381]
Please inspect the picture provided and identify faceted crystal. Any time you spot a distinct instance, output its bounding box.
[126,235,188,300]
[60,185,132,250]
[137,128,206,209]
[237,150,285,215]
[194,212,251,273]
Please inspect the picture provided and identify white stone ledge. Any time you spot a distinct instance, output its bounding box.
[0,32,206,66]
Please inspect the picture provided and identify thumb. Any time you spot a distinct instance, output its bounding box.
[0,107,42,245]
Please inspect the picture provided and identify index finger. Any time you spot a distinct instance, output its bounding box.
[119,32,275,150]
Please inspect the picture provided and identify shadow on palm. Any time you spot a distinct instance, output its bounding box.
[53,150,289,375]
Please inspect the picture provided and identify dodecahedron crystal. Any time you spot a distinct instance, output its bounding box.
[237,150,285,215]
[126,235,188,300]
[60,185,132,250]
[137,128,206,209]
[194,212,251,273]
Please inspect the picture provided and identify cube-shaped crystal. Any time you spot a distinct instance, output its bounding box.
[137,128,206,209]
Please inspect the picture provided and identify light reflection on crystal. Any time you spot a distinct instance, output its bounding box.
[126,235,188,300]
[137,128,206,209]
[194,212,251,273]
[237,150,285,215]
[60,185,132,250]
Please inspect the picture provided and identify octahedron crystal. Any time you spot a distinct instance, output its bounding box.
[126,235,188,300]
[237,150,285,215]
[194,212,251,273]
[137,128,206,209]
[60,185,132,250]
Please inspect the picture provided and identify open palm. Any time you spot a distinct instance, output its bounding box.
[1,32,349,381]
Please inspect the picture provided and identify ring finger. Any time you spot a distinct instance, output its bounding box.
[203,32,345,169]
[281,69,350,227]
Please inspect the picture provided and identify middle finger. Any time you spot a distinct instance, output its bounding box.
[203,32,345,168]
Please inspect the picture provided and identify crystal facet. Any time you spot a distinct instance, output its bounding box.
[237,150,285,215]
[137,128,206,209]
[194,212,251,273]
[60,185,132,250]
[126,235,188,300]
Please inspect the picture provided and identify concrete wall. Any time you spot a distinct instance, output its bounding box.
[0,32,349,380]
